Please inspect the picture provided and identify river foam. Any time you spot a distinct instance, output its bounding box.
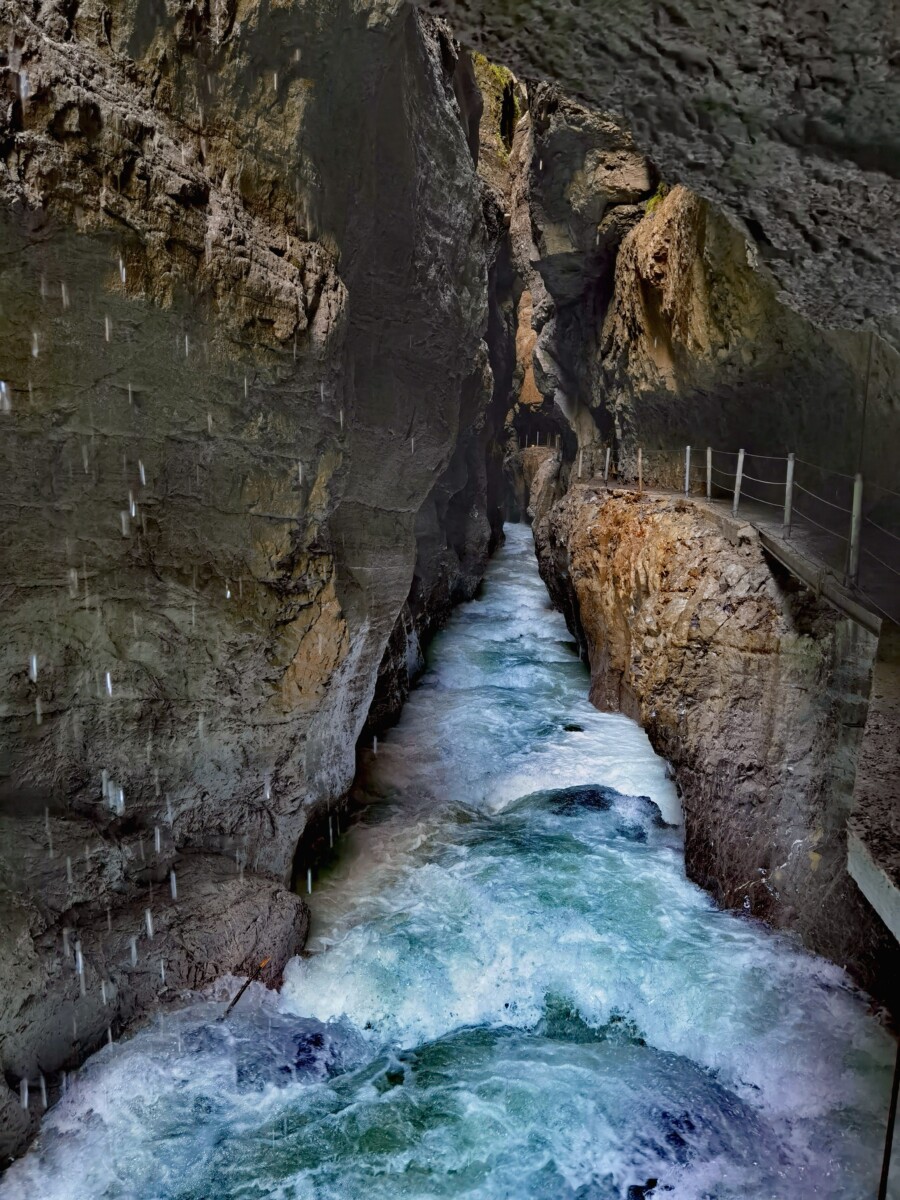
[2,524,895,1199]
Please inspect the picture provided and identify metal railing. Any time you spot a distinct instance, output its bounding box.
[536,438,899,626]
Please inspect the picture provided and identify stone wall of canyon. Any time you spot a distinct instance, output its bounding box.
[527,475,899,1002]
[0,0,510,1154]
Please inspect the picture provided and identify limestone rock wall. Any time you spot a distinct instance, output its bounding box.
[530,475,900,1002]
[500,87,899,494]
[0,0,499,1155]
[420,0,900,339]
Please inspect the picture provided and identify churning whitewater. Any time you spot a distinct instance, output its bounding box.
[1,525,893,1200]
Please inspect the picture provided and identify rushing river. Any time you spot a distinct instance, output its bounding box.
[2,524,895,1200]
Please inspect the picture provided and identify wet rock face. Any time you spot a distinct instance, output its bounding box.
[504,92,898,494]
[530,480,900,1000]
[0,0,497,1149]
[599,185,899,489]
[506,87,652,456]
[420,0,900,338]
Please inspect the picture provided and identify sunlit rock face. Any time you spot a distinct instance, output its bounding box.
[598,185,899,489]
[420,0,900,339]
[0,0,498,1151]
[526,474,900,1003]
[502,90,898,494]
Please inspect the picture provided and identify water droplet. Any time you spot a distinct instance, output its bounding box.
[35,697,43,725]
[130,937,138,966]
[119,256,126,283]
[31,331,39,357]
[104,315,112,342]
[306,868,312,895]
[28,652,38,682]
[19,1079,28,1110]
[0,381,10,414]
[145,909,154,939]
[170,870,178,900]
[105,671,113,696]
[61,282,69,309]
[138,459,146,485]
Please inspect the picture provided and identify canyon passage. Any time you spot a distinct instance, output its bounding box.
[0,524,893,1199]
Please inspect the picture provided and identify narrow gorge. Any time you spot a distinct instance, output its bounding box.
[0,0,898,1194]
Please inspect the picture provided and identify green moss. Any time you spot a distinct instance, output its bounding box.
[645,181,670,214]
[472,53,520,159]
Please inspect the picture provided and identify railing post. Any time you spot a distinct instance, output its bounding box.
[847,473,864,585]
[604,446,611,483]
[783,452,795,539]
[684,445,691,496]
[706,446,712,499]
[637,447,643,495]
[732,449,745,518]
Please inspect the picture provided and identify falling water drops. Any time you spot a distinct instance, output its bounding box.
[19,1079,28,1110]
[130,937,138,967]
[145,909,154,939]
[29,652,38,682]
[170,870,177,900]
[105,671,113,697]
[306,868,312,895]
[39,1074,47,1109]
[138,459,146,485]
[0,381,10,413]
[104,316,112,342]
[31,331,39,357]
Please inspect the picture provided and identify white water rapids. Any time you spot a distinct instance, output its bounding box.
[1,524,895,1199]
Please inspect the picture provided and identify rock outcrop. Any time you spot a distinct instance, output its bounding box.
[421,0,900,338]
[0,0,504,1155]
[530,473,900,1002]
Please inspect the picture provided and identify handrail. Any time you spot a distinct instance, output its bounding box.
[573,441,897,622]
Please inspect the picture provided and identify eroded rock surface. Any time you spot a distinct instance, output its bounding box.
[421,0,900,337]
[0,0,503,1150]
[530,479,899,1001]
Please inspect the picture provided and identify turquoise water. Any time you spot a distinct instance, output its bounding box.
[2,524,894,1199]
